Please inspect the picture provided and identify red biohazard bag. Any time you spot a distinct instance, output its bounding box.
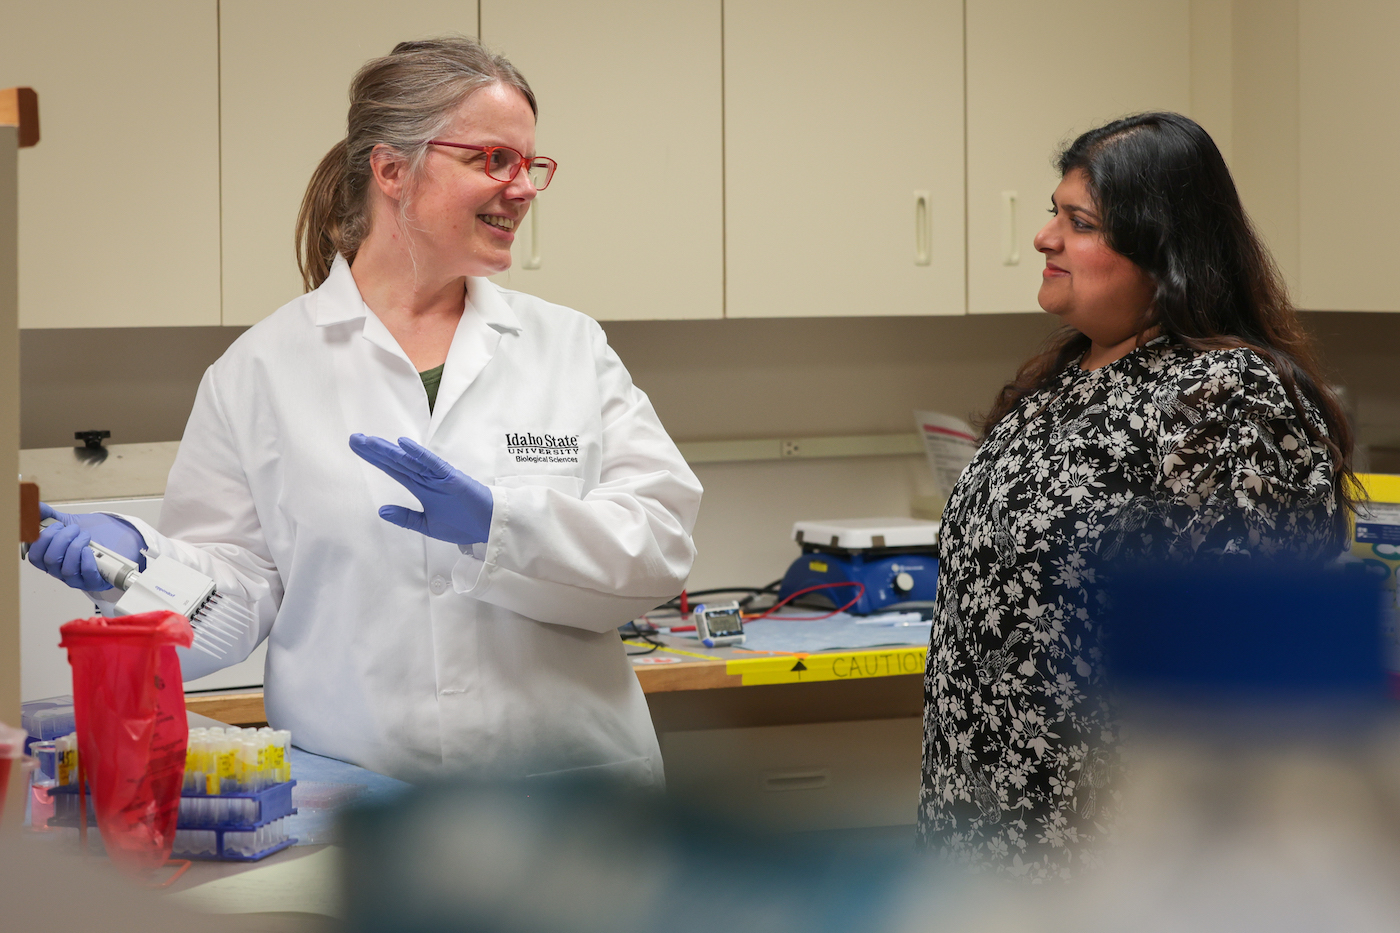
[59,610,193,876]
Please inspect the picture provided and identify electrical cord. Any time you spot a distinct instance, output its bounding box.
[654,582,782,611]
[632,579,862,638]
[741,581,864,622]
[619,619,662,656]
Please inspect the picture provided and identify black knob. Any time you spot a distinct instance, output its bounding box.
[75,430,110,450]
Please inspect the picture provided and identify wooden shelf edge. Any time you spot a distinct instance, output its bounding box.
[0,87,39,147]
[635,661,744,692]
[186,691,266,726]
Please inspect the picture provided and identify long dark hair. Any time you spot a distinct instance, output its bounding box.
[983,111,1357,517]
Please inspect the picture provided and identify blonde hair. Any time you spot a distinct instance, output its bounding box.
[295,36,537,291]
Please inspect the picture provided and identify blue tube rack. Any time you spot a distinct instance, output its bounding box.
[48,779,298,861]
[175,779,298,860]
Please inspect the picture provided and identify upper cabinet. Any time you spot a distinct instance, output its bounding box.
[1297,0,1400,312]
[723,0,965,319]
[483,1,724,320]
[965,1,1190,314]
[20,3,1400,325]
[0,1,221,328]
[219,1,481,327]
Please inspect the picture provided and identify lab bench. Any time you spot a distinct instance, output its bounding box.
[187,632,928,834]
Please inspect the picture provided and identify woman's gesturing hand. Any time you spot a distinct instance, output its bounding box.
[349,434,494,547]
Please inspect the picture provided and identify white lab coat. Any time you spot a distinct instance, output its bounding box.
[113,256,701,785]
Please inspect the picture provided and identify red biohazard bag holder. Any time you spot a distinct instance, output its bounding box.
[59,610,193,876]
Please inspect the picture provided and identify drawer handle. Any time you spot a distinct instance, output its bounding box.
[523,201,542,270]
[762,770,830,792]
[1001,190,1020,265]
[914,190,931,266]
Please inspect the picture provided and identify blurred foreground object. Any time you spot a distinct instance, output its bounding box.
[973,561,1400,931]
[0,833,251,933]
[339,778,938,933]
[0,721,31,823]
[1348,473,1400,683]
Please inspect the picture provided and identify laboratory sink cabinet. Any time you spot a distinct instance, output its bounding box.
[645,669,926,832]
[660,718,923,832]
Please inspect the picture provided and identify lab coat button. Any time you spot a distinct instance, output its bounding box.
[430,575,448,594]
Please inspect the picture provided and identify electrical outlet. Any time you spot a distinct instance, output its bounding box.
[780,440,801,457]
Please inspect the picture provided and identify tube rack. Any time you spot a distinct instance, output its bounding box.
[48,779,299,861]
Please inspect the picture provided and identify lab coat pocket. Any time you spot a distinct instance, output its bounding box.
[525,755,657,790]
[494,473,584,498]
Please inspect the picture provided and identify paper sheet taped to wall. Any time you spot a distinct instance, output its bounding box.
[914,410,977,502]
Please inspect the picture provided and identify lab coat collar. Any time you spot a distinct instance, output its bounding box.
[309,255,522,433]
[310,256,524,336]
[429,282,519,433]
[465,276,523,335]
[311,255,372,327]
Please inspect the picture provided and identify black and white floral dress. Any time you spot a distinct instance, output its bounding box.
[918,337,1345,880]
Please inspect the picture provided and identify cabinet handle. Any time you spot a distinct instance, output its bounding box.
[914,190,931,266]
[1002,190,1019,266]
[761,769,830,792]
[522,201,542,270]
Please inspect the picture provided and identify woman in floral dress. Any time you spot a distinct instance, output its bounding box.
[918,113,1357,879]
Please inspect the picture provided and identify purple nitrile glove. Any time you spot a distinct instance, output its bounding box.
[26,502,147,590]
[349,434,494,547]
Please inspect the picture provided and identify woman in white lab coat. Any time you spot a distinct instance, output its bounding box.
[28,37,702,785]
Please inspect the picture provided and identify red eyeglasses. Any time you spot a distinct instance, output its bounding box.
[426,141,558,190]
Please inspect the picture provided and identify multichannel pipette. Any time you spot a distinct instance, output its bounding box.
[86,538,255,659]
[26,523,255,658]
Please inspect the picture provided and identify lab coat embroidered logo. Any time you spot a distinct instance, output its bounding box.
[505,433,580,464]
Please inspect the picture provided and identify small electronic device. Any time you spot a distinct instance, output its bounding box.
[693,601,745,647]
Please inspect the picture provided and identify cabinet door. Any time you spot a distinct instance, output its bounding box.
[1298,0,1400,312]
[0,1,220,328]
[966,1,1189,314]
[220,2,480,327]
[482,0,723,320]
[724,0,965,319]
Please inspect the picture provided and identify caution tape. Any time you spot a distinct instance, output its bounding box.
[724,646,926,686]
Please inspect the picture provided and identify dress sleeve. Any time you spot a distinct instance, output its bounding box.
[118,368,283,680]
[1153,349,1344,561]
[451,322,703,633]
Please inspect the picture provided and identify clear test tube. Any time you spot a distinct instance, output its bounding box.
[256,727,275,789]
[195,729,211,795]
[57,734,77,786]
[278,730,292,783]
[30,740,57,783]
[263,731,280,786]
[240,739,258,792]
[206,733,219,795]
[218,734,238,796]
[183,730,199,794]
[254,734,269,791]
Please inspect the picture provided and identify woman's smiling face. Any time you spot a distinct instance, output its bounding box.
[1033,168,1156,348]
[398,82,540,278]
